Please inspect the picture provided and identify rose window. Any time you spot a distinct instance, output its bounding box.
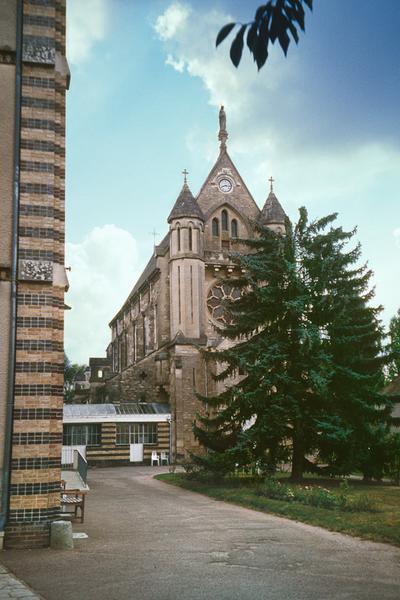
[207,283,241,325]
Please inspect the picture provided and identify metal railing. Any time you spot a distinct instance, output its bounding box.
[61,447,88,485]
[77,450,88,485]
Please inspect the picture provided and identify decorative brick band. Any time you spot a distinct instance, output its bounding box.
[16,339,63,352]
[14,408,63,420]
[54,143,65,157]
[17,293,63,307]
[22,96,56,109]
[21,139,55,152]
[20,182,54,194]
[5,522,51,549]
[22,75,55,88]
[23,15,56,28]
[20,204,53,217]
[14,384,63,396]
[20,161,54,172]
[21,118,55,131]
[15,362,64,373]
[19,249,62,263]
[12,457,61,470]
[19,227,63,242]
[25,0,55,6]
[8,507,60,523]
[17,317,63,329]
[10,482,61,495]
[12,432,63,445]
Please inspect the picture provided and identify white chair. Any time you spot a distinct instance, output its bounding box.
[151,451,160,466]
[160,451,169,465]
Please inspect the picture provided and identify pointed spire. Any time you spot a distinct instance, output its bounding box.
[167,175,204,223]
[259,178,287,225]
[218,105,228,151]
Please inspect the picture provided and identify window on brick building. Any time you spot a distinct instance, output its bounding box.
[63,424,101,446]
[116,423,157,445]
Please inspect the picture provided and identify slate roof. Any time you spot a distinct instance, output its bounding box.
[64,403,171,419]
[168,182,204,223]
[259,191,287,225]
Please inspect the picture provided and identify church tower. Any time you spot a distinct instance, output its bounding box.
[168,175,205,340]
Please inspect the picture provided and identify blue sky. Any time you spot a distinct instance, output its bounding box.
[65,0,400,364]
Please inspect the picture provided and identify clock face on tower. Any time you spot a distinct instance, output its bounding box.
[218,178,233,193]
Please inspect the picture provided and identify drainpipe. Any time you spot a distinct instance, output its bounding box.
[0,0,23,532]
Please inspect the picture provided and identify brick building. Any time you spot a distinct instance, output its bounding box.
[0,0,69,548]
[104,107,287,461]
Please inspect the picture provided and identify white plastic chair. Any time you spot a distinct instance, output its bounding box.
[160,451,169,465]
[151,451,160,466]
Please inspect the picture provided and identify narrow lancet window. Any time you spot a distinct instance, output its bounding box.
[189,227,193,251]
[212,218,219,236]
[231,219,238,238]
[177,227,181,251]
[222,209,228,231]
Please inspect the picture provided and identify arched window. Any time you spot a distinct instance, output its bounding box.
[231,219,238,238]
[221,209,228,231]
[212,218,219,236]
[189,227,193,251]
[177,226,181,251]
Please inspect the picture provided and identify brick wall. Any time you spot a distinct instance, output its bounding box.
[4,0,68,550]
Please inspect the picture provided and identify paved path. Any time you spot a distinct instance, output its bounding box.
[1,466,399,600]
[0,564,42,599]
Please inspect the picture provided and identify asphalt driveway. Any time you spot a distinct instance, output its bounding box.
[1,466,399,600]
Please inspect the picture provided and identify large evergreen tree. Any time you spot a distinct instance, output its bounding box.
[193,208,389,481]
[387,309,400,382]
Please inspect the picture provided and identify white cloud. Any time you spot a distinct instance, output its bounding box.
[67,0,110,65]
[394,228,400,246]
[154,2,191,41]
[65,225,142,364]
[166,53,185,73]
[153,3,295,124]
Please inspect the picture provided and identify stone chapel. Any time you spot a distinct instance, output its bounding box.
[104,107,287,460]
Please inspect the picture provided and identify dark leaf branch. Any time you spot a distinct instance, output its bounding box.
[216,0,313,70]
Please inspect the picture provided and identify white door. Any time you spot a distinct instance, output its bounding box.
[130,443,143,462]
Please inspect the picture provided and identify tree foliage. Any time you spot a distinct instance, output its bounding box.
[192,209,390,481]
[64,353,86,403]
[387,308,400,382]
[216,0,313,70]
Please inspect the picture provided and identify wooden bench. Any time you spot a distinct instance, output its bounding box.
[60,489,86,523]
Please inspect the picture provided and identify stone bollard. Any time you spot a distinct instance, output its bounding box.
[50,520,74,550]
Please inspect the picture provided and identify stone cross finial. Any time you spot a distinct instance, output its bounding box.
[149,228,159,247]
[218,105,228,150]
[269,176,274,192]
[182,169,189,184]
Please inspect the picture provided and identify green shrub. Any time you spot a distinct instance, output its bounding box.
[256,478,376,512]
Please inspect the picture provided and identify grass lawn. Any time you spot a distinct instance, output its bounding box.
[155,473,400,547]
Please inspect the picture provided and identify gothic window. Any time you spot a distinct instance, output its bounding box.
[221,209,228,231]
[231,219,238,238]
[132,323,137,363]
[177,226,181,251]
[189,227,193,251]
[212,218,219,236]
[207,283,241,325]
